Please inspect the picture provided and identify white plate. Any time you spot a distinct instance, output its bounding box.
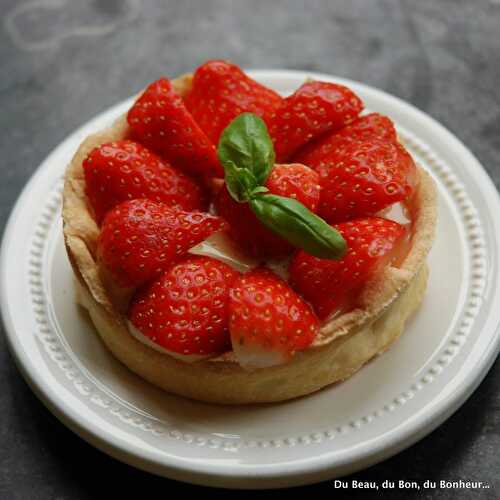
[2,70,500,489]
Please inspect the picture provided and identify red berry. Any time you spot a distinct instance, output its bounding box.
[127,78,223,178]
[129,256,239,359]
[83,140,207,224]
[317,139,418,223]
[215,187,292,259]
[268,81,364,162]
[266,164,321,212]
[184,60,283,144]
[289,217,409,319]
[97,199,228,288]
[215,164,320,258]
[294,113,397,166]
[229,267,319,369]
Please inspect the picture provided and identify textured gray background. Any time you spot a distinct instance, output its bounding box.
[1,0,499,498]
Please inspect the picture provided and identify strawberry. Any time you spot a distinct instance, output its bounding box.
[129,256,239,360]
[184,60,283,144]
[97,199,227,288]
[268,81,364,162]
[127,78,223,178]
[215,163,321,258]
[215,187,291,258]
[83,140,207,224]
[289,217,409,319]
[265,164,321,211]
[293,113,397,167]
[317,139,418,224]
[229,267,319,369]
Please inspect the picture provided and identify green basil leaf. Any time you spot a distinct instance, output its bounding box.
[249,186,269,197]
[224,160,259,202]
[217,113,275,186]
[249,194,347,259]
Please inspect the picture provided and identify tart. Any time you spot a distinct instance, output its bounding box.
[63,61,437,404]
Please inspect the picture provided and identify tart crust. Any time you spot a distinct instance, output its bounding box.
[62,74,437,404]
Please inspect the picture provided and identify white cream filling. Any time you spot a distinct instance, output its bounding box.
[189,231,292,279]
[381,202,411,225]
[188,231,259,272]
[231,338,287,370]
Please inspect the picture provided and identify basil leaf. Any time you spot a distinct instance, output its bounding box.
[217,113,275,186]
[224,160,259,202]
[249,186,269,196]
[249,194,347,259]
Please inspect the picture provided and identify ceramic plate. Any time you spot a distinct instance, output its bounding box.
[2,70,500,489]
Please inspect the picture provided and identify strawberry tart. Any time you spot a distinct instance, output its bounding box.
[63,61,436,404]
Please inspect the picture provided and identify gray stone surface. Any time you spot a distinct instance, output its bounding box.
[0,0,499,498]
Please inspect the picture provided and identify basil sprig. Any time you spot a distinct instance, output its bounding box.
[217,113,347,260]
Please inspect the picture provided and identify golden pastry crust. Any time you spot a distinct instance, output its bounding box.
[62,74,437,404]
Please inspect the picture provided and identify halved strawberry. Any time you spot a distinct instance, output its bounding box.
[268,81,364,162]
[229,267,319,369]
[215,163,321,258]
[317,139,418,224]
[266,164,321,211]
[289,217,409,319]
[293,113,397,167]
[127,78,223,178]
[83,140,207,224]
[129,256,239,360]
[97,199,227,288]
[184,60,283,144]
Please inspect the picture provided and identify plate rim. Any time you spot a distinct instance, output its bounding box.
[2,69,500,489]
